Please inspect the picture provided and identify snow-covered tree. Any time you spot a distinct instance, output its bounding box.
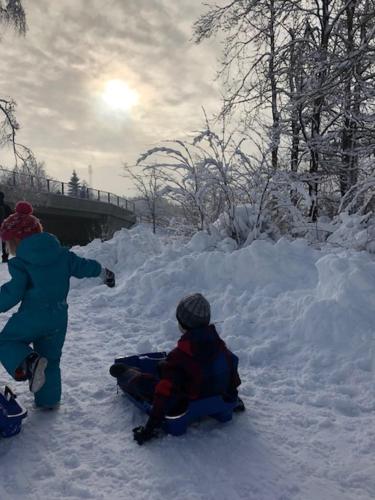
[137,140,211,232]
[13,157,48,192]
[194,1,295,172]
[194,0,375,221]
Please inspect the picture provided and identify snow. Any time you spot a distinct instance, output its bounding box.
[327,213,375,254]
[1,224,375,500]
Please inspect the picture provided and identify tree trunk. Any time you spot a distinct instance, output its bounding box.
[340,1,357,196]
[309,0,330,221]
[288,28,301,172]
[269,0,280,170]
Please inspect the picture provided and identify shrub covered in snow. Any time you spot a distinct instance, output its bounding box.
[210,204,278,246]
[132,121,374,254]
[327,213,375,253]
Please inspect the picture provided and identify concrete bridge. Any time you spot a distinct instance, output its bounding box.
[0,170,137,246]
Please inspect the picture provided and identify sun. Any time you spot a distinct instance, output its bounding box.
[102,80,139,112]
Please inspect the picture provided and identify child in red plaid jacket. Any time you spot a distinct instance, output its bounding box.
[110,293,242,444]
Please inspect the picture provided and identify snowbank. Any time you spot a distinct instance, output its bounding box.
[1,224,374,500]
[75,226,374,361]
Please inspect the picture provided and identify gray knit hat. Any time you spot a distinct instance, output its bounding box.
[176,293,211,330]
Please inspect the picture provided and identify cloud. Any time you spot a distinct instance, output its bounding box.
[0,0,221,193]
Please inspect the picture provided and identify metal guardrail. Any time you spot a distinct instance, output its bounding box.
[0,167,136,212]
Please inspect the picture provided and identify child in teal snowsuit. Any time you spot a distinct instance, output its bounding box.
[0,201,115,408]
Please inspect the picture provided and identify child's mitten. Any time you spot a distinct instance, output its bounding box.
[132,425,158,445]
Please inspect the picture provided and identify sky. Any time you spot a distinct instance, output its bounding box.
[0,0,222,196]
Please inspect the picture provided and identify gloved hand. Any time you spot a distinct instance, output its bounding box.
[102,268,115,288]
[132,425,158,445]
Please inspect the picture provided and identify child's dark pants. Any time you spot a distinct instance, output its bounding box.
[118,367,188,417]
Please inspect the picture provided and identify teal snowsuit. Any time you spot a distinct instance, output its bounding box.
[0,233,102,407]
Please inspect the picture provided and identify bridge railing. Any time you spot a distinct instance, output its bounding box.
[0,167,136,212]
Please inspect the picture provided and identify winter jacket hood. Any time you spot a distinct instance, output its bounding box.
[16,233,63,267]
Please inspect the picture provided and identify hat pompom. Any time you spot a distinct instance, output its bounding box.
[15,201,33,215]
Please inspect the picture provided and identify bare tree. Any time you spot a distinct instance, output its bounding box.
[0,156,48,200]
[0,0,28,165]
[0,0,26,33]
[123,163,165,234]
[194,1,299,171]
[339,0,375,195]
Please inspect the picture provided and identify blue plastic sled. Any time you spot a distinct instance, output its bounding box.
[0,386,28,438]
[114,352,241,436]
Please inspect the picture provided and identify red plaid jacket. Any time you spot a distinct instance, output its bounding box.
[150,324,241,424]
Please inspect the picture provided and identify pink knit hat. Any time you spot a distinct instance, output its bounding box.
[0,201,43,241]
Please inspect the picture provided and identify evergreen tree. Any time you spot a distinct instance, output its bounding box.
[68,170,80,197]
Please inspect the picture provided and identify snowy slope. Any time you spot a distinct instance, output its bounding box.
[0,225,374,500]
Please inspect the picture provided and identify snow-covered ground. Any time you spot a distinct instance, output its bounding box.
[1,225,374,500]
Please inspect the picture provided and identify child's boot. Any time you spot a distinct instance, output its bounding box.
[109,363,130,378]
[34,402,60,411]
[26,353,48,393]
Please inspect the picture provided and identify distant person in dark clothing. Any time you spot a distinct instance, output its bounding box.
[0,192,12,263]
[110,293,243,444]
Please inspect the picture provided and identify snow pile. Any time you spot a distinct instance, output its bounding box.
[0,225,375,500]
[73,224,165,276]
[327,212,375,253]
[207,200,375,255]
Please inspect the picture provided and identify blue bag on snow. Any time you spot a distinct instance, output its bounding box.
[0,386,28,438]
[114,352,240,436]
